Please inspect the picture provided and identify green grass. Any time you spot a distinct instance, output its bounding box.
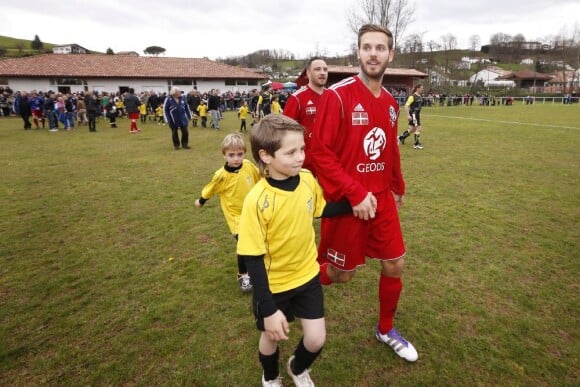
[0,35,55,57]
[1,104,579,386]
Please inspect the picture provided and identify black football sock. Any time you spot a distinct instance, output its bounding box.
[259,347,280,381]
[291,337,322,375]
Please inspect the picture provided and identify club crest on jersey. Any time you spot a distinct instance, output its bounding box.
[261,195,270,212]
[363,127,387,160]
[305,106,316,115]
[352,112,369,126]
[389,105,397,125]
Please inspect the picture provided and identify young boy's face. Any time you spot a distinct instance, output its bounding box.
[223,147,245,168]
[263,131,305,180]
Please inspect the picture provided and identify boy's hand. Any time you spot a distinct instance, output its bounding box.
[264,310,290,341]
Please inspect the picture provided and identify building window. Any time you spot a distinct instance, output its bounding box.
[168,79,197,88]
[50,78,88,86]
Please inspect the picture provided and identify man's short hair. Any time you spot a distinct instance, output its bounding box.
[357,24,394,50]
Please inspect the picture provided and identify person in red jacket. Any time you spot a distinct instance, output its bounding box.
[310,23,418,362]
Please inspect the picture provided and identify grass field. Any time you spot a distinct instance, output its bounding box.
[1,103,578,386]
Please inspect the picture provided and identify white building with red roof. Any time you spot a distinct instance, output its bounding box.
[0,54,266,94]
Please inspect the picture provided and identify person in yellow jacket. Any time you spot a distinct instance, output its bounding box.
[196,100,208,128]
[238,100,250,132]
[271,96,282,114]
[139,102,147,124]
[155,105,165,125]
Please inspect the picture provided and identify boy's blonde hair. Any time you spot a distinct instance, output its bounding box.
[250,114,304,176]
[222,133,246,154]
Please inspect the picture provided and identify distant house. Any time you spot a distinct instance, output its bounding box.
[469,66,511,85]
[116,51,139,56]
[0,54,266,94]
[52,44,89,55]
[428,69,451,86]
[452,61,471,70]
[499,70,553,89]
[461,57,491,64]
[543,70,579,93]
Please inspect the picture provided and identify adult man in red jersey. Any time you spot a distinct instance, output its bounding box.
[310,24,418,362]
[283,57,328,173]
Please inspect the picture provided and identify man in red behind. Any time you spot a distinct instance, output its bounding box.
[283,57,328,173]
[310,24,418,362]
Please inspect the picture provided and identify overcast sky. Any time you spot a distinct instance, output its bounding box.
[1,0,578,59]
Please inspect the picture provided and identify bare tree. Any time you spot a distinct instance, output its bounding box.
[490,32,512,45]
[440,33,458,51]
[402,33,424,67]
[346,0,415,50]
[439,33,457,76]
[426,40,440,52]
[468,34,481,53]
[553,23,580,93]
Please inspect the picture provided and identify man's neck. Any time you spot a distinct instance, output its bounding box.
[357,72,383,96]
[309,83,325,95]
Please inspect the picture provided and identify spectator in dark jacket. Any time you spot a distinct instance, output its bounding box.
[85,91,101,132]
[14,91,32,129]
[207,89,221,130]
[163,86,192,150]
[186,90,201,127]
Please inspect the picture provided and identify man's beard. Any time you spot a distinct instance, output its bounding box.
[360,60,388,81]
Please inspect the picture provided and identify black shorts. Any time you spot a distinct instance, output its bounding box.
[254,274,324,331]
[408,112,421,126]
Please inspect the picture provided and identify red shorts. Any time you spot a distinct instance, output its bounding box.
[318,190,405,271]
[31,109,44,118]
[128,112,140,120]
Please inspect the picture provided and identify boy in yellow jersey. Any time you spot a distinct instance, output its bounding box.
[195,134,261,292]
[155,105,164,125]
[271,96,282,114]
[114,97,124,118]
[237,115,350,386]
[196,100,208,128]
[139,102,147,124]
[238,100,249,132]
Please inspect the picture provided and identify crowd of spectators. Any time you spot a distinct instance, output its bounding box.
[1,85,577,130]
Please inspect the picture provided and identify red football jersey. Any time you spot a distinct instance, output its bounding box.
[283,85,325,172]
[310,75,405,205]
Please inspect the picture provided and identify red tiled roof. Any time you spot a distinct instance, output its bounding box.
[0,54,265,80]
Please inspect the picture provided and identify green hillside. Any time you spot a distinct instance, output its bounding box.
[0,35,55,57]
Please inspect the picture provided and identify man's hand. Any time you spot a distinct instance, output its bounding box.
[352,192,377,220]
[393,193,404,210]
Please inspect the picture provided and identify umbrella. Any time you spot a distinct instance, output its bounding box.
[269,82,285,90]
[284,82,297,90]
